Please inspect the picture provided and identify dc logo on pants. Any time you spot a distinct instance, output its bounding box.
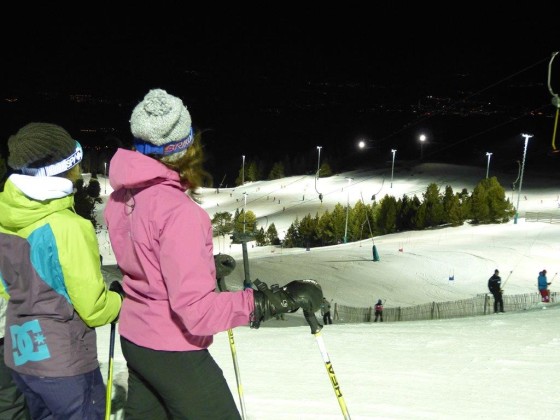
[10,319,51,366]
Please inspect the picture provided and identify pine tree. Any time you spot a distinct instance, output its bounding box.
[376,195,397,234]
[470,182,489,224]
[442,185,464,226]
[211,212,234,238]
[266,223,280,245]
[422,183,444,227]
[317,209,335,245]
[485,177,515,222]
[299,214,319,247]
[268,162,285,180]
[255,227,267,246]
[284,218,302,248]
[330,203,347,243]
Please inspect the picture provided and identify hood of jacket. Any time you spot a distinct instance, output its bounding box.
[0,175,74,231]
[108,148,187,192]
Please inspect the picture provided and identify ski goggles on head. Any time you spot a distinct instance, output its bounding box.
[133,127,194,157]
[21,141,83,177]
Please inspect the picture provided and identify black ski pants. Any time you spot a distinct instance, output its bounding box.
[323,311,332,324]
[491,291,504,313]
[120,337,241,420]
[374,311,383,322]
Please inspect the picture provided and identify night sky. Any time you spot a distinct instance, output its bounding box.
[1,10,558,183]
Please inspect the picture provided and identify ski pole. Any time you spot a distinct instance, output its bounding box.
[224,327,246,420]
[104,322,116,420]
[501,270,513,289]
[303,310,351,420]
[214,254,247,420]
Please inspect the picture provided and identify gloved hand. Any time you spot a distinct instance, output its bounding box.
[214,254,236,280]
[250,279,323,329]
[214,254,237,292]
[109,280,125,301]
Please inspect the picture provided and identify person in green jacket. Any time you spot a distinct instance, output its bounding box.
[0,123,123,420]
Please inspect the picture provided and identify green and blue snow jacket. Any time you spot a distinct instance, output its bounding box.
[0,174,121,377]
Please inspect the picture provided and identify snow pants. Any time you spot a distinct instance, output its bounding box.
[121,336,241,420]
[491,291,504,312]
[323,312,333,324]
[374,311,383,322]
[10,367,105,420]
[539,289,550,303]
[0,339,30,420]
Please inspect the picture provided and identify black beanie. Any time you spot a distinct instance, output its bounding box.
[7,122,79,174]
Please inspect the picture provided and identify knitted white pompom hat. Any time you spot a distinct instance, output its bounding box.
[130,89,193,160]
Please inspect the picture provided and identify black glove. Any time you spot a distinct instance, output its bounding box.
[214,254,236,280]
[250,279,323,329]
[109,280,125,301]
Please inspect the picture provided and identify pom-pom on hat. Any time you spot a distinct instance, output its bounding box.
[7,122,83,177]
[130,89,193,161]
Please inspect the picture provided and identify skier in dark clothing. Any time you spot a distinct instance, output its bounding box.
[320,297,333,324]
[374,299,384,322]
[488,269,504,313]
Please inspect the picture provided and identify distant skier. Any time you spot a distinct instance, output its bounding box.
[488,269,504,313]
[538,269,551,303]
[321,297,333,324]
[374,299,384,322]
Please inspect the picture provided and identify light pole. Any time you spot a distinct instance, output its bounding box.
[390,149,397,188]
[241,155,245,185]
[315,146,323,199]
[316,146,322,177]
[419,134,426,160]
[104,162,107,194]
[343,177,353,243]
[243,192,248,233]
[514,133,533,224]
[485,152,493,179]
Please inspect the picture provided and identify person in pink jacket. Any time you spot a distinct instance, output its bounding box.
[104,89,323,419]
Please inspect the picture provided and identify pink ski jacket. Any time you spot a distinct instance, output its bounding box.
[104,149,255,351]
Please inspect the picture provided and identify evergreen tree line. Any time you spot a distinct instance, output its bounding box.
[1,152,514,250]
[211,177,515,249]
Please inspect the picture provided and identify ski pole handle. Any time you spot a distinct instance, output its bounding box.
[303,310,323,334]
